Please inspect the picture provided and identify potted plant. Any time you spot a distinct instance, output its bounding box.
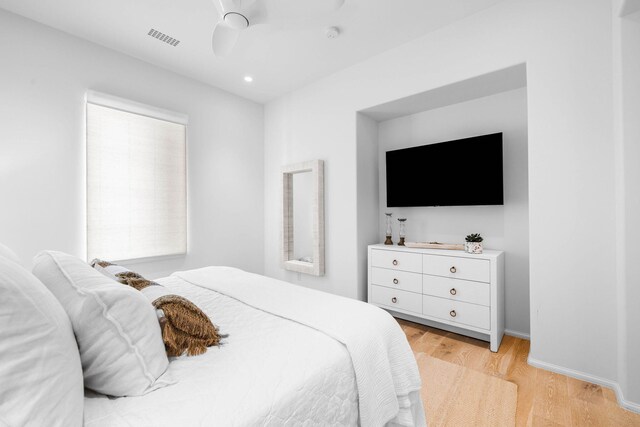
[465,233,483,254]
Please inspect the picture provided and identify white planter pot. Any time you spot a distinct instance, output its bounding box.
[465,242,483,254]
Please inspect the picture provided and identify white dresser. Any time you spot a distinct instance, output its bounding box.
[367,244,505,352]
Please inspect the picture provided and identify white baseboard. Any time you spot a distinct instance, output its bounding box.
[504,329,530,340]
[615,385,640,414]
[528,356,640,414]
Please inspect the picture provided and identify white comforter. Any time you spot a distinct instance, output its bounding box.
[84,267,425,427]
[174,267,424,427]
[84,274,358,426]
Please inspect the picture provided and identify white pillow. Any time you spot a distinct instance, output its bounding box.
[32,251,172,396]
[0,255,83,426]
[0,241,20,264]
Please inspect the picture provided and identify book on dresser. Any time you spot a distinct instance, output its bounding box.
[367,244,505,352]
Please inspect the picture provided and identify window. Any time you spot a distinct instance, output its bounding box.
[86,91,187,261]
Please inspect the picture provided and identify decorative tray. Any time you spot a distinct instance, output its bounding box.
[404,242,465,251]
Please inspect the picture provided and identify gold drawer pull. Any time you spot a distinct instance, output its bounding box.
[450,310,457,318]
[392,259,398,266]
[450,288,457,295]
[393,278,399,285]
[450,266,457,273]
[391,297,398,303]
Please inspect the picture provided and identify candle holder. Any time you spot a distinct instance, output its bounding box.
[398,218,407,246]
[384,213,393,245]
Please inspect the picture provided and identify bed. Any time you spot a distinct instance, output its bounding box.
[83,267,426,427]
[0,244,424,427]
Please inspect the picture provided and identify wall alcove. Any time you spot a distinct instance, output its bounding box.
[355,64,531,339]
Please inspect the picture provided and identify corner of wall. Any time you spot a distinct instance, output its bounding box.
[355,113,380,301]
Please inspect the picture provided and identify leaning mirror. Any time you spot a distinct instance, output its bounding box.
[282,160,324,276]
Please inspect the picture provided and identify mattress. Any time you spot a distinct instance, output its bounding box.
[83,275,359,426]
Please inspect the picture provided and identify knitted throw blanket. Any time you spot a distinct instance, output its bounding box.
[91,260,222,357]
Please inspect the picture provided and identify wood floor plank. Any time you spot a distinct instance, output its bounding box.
[506,338,536,426]
[411,328,448,356]
[533,369,571,425]
[483,334,517,378]
[531,415,566,426]
[430,333,478,364]
[397,319,427,342]
[569,397,610,426]
[602,396,640,426]
[566,377,605,405]
[444,333,489,371]
[398,318,640,427]
[602,386,619,404]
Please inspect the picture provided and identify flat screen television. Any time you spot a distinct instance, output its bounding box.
[386,133,503,207]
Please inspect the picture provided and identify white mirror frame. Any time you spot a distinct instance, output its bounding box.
[281,159,325,276]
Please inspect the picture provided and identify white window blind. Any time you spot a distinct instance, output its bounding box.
[86,92,187,261]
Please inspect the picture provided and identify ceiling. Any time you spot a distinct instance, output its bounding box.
[0,0,505,103]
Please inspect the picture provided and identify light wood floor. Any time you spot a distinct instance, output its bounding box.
[398,319,640,426]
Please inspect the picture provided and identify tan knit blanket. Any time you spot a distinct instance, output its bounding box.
[92,261,222,357]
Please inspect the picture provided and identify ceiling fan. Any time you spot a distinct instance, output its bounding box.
[211,0,345,57]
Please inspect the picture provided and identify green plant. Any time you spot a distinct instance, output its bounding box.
[465,233,483,243]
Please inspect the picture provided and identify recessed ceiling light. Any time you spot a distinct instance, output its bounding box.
[244,75,253,83]
[325,26,340,39]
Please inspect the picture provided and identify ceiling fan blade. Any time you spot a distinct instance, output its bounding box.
[212,23,240,57]
[213,0,240,16]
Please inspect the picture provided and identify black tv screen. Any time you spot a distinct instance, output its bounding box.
[386,133,504,207]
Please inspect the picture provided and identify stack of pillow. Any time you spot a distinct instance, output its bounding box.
[0,245,173,426]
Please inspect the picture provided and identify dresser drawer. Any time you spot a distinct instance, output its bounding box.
[423,254,490,283]
[422,275,490,306]
[370,285,422,314]
[371,267,422,294]
[422,295,490,330]
[371,249,422,273]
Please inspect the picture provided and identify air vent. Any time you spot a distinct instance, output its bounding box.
[148,29,180,47]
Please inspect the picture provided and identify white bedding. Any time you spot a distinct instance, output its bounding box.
[84,275,359,426]
[84,268,425,427]
[174,267,424,427]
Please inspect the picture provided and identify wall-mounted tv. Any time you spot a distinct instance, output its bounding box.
[386,133,504,207]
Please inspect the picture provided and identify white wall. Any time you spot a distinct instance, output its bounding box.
[0,9,264,278]
[264,91,358,294]
[614,4,640,408]
[264,0,623,398]
[376,88,529,336]
[621,11,640,408]
[356,113,380,301]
